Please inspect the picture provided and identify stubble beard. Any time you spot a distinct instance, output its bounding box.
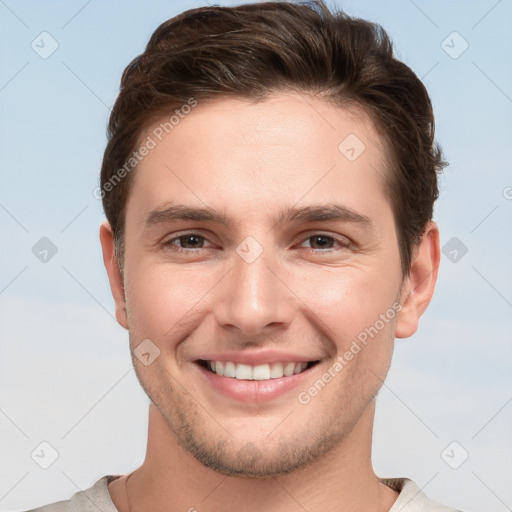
[130,337,388,479]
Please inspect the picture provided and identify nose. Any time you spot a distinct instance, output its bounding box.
[212,243,295,337]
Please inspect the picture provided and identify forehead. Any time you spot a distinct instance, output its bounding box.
[126,91,391,226]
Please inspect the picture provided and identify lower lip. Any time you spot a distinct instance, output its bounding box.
[196,363,313,402]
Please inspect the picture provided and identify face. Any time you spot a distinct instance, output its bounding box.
[111,92,409,477]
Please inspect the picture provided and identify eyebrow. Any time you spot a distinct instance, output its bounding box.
[145,202,373,230]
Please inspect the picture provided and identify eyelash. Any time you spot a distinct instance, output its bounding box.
[163,232,350,254]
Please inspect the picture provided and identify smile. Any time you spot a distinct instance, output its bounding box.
[202,360,315,380]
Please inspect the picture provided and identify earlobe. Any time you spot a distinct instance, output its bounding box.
[99,221,129,330]
[395,222,440,339]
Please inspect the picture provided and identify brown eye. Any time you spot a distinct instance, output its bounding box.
[299,234,349,251]
[165,233,210,250]
[308,235,336,249]
[176,235,205,248]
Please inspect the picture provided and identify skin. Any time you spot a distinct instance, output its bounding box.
[100,91,440,511]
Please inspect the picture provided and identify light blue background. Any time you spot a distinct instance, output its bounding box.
[1,1,511,511]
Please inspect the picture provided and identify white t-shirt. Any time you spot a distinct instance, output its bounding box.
[26,475,463,511]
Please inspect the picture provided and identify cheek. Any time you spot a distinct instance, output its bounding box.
[124,263,213,342]
[293,265,399,345]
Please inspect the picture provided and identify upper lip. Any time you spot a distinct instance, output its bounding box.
[195,350,322,366]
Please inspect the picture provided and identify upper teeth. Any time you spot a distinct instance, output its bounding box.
[208,361,308,380]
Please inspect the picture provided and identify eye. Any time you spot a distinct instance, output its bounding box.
[164,233,212,251]
[299,234,350,251]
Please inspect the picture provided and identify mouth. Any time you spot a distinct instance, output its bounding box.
[198,359,319,381]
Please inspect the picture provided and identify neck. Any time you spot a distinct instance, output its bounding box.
[116,401,398,512]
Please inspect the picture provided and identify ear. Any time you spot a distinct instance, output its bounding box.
[395,221,440,339]
[99,221,128,330]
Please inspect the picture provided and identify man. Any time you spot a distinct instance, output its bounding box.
[30,1,461,510]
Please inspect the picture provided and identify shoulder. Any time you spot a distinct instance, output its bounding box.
[383,477,464,512]
[25,475,118,512]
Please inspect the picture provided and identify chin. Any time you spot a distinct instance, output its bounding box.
[153,394,351,479]
[176,433,343,478]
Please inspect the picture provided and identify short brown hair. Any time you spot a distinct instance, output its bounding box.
[100,0,445,275]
